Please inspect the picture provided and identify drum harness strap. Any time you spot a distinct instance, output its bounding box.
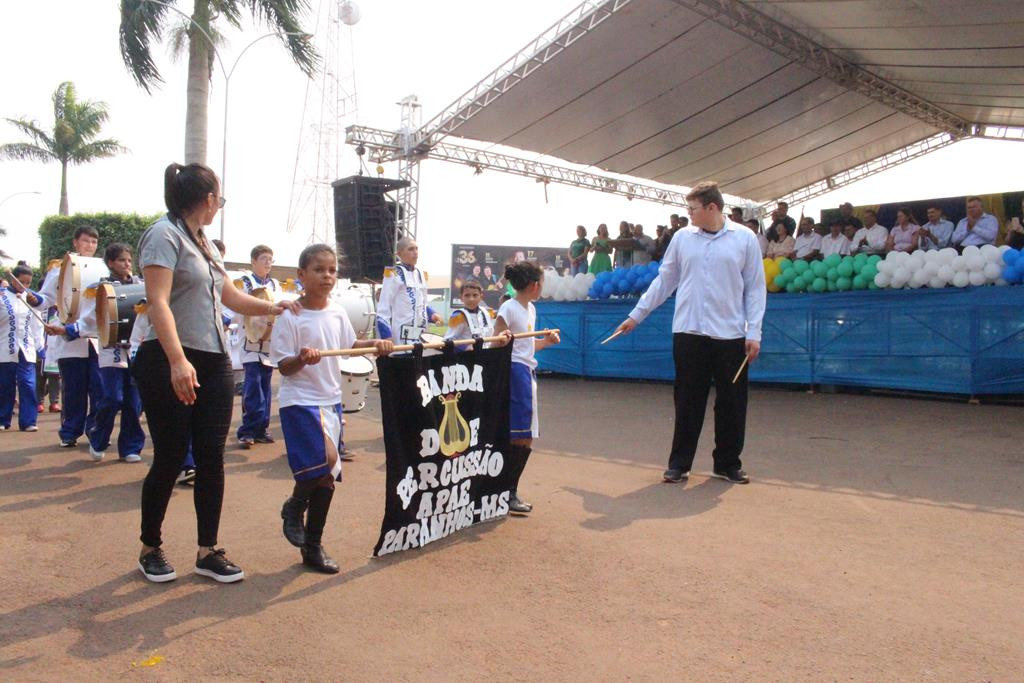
[243,273,277,356]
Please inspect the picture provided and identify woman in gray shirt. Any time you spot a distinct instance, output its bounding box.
[134,162,299,584]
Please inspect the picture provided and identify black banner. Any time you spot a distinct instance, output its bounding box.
[373,344,514,557]
[451,244,567,309]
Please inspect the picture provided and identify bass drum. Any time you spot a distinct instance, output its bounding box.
[332,283,376,340]
[242,287,299,344]
[57,254,109,323]
[95,282,148,348]
[339,355,375,413]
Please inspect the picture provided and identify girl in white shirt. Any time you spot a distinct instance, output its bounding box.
[493,262,560,515]
[271,244,393,574]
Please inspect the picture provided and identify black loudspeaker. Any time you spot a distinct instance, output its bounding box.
[332,175,410,281]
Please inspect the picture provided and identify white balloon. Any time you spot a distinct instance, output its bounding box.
[952,271,970,288]
[939,248,958,264]
[969,270,986,287]
[891,267,909,288]
[928,276,946,289]
[998,245,1012,254]
[951,255,968,272]
[923,262,939,277]
[924,250,941,264]
[910,250,927,267]
[874,272,891,288]
[983,262,1002,281]
[965,254,985,271]
[877,260,891,275]
[911,269,929,286]
[962,245,981,258]
[996,278,1009,286]
[981,244,1000,262]
[938,265,954,283]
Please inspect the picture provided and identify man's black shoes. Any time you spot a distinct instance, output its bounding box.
[662,468,690,483]
[301,544,340,574]
[711,468,750,484]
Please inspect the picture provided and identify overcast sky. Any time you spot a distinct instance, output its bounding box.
[1,1,1020,276]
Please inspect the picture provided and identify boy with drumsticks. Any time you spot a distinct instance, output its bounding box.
[270,244,393,573]
[236,244,280,449]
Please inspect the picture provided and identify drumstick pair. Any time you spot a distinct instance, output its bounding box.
[317,329,559,357]
[601,328,749,383]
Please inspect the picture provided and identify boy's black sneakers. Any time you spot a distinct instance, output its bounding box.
[711,468,750,484]
[662,468,690,483]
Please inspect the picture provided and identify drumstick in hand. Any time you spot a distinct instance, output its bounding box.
[601,330,622,345]
[732,354,750,384]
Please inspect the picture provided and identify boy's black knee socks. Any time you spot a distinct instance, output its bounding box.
[508,445,532,491]
[304,476,336,546]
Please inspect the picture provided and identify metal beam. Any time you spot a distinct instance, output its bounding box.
[766,133,958,209]
[973,125,1024,143]
[346,124,755,209]
[412,0,634,151]
[668,0,971,137]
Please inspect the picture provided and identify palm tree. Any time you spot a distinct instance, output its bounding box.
[0,82,126,216]
[119,0,318,165]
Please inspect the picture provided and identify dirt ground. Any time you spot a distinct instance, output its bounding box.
[1,376,1022,681]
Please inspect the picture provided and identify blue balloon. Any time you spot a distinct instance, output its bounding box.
[631,263,645,273]
[615,279,630,294]
[1003,249,1020,266]
[595,271,610,284]
[647,261,660,274]
[1003,265,1022,284]
[600,282,613,296]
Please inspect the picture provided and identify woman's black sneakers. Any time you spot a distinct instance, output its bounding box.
[138,548,177,583]
[195,548,245,583]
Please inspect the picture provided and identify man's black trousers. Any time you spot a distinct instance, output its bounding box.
[668,332,748,473]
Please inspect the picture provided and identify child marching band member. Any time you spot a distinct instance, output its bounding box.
[493,262,560,515]
[82,243,146,463]
[39,226,103,448]
[376,237,443,344]
[236,244,280,448]
[0,264,45,431]
[271,244,393,573]
[445,280,496,343]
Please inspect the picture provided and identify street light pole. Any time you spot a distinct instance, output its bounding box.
[0,191,42,210]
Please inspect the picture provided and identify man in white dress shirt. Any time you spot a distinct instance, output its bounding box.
[918,206,954,252]
[951,196,999,248]
[820,220,851,257]
[614,182,766,485]
[850,209,888,255]
[794,217,822,260]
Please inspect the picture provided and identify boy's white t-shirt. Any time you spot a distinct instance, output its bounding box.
[270,302,357,408]
[496,298,537,369]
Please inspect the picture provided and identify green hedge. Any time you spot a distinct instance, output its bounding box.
[38,212,161,268]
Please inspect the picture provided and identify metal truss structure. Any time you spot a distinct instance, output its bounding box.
[346,124,757,211]
[394,95,422,241]
[414,0,634,149]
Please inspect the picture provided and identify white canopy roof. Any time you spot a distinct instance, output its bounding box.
[420,0,1024,203]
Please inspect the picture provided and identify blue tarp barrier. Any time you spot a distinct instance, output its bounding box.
[535,286,1024,395]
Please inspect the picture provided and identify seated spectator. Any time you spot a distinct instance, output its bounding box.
[794,217,822,260]
[766,223,795,260]
[838,202,863,230]
[730,207,744,224]
[886,207,921,253]
[851,209,888,255]
[952,196,998,248]
[814,223,828,237]
[1005,197,1024,249]
[842,223,858,243]
[771,201,796,235]
[820,220,851,257]
[567,225,591,276]
[632,224,656,265]
[918,206,954,251]
[745,218,768,257]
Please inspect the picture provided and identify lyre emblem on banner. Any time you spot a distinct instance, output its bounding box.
[438,392,471,456]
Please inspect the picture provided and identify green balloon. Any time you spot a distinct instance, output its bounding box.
[837,276,853,291]
[812,277,827,292]
[827,267,839,281]
[853,253,868,264]
[793,259,809,274]
[861,264,878,280]
[793,278,807,292]
[853,275,868,290]
[778,258,793,271]
[868,280,880,290]
[827,280,837,292]
[868,254,882,265]
[785,282,797,293]
[824,254,842,268]
[852,260,864,274]
[773,274,786,288]
[811,261,827,277]
[837,261,854,277]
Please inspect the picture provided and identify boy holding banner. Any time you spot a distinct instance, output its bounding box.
[493,262,560,515]
[271,244,393,573]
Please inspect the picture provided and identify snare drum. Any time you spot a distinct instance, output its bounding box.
[339,355,375,413]
[242,287,299,344]
[57,254,109,323]
[94,282,148,348]
[332,284,376,339]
